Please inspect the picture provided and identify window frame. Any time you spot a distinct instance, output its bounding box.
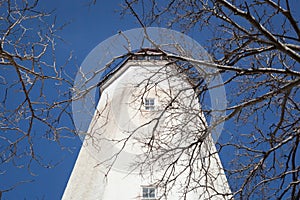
[141,186,157,200]
[144,98,155,111]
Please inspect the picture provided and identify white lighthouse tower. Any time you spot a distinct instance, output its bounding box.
[63,49,231,199]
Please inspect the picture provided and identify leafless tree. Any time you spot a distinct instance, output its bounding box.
[0,0,74,196]
[116,0,300,199]
[1,0,299,199]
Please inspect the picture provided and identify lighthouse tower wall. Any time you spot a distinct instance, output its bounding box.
[62,60,231,199]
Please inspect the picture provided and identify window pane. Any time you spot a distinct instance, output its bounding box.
[149,188,155,197]
[145,98,155,110]
[143,188,148,197]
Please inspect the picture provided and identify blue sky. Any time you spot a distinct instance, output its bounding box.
[2,1,299,199]
[0,0,216,197]
[1,1,141,199]
[1,1,235,199]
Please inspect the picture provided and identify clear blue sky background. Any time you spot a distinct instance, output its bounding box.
[2,1,141,199]
[3,0,298,199]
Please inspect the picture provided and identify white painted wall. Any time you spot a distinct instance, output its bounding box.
[62,60,231,199]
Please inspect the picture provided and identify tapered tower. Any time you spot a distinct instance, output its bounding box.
[63,49,231,199]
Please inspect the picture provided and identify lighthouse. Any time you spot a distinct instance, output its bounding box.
[62,49,231,199]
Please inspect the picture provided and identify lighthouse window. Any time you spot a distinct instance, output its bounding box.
[142,187,156,199]
[144,98,155,110]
